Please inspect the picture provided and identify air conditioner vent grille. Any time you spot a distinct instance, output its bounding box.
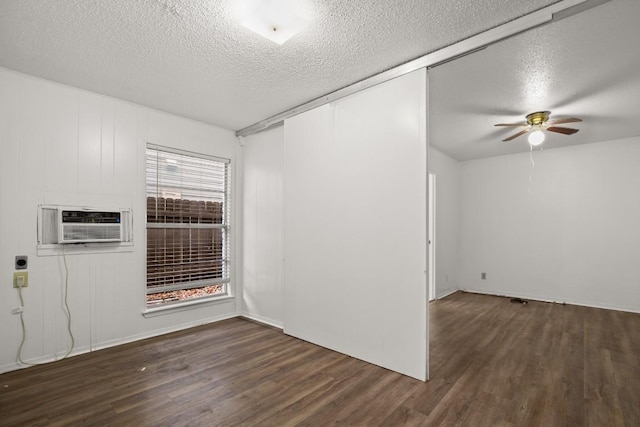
[62,224,122,243]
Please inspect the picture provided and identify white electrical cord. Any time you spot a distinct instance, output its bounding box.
[61,245,75,357]
[16,245,75,365]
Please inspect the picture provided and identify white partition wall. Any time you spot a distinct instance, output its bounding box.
[283,69,428,380]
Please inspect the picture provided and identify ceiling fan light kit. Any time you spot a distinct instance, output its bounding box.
[528,130,545,146]
[495,111,583,144]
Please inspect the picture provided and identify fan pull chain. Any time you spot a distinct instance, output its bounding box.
[528,143,536,196]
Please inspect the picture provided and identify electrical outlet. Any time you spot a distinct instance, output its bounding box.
[481,272,487,280]
[13,272,28,288]
[15,255,28,270]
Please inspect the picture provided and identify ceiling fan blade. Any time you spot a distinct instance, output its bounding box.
[502,129,529,142]
[547,126,580,135]
[547,117,583,125]
[494,123,527,127]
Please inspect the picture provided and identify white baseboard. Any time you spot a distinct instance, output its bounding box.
[0,345,93,374]
[240,312,283,329]
[0,312,239,374]
[461,288,640,314]
[436,288,459,300]
[92,312,239,352]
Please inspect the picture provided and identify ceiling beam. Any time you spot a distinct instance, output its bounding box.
[236,0,612,137]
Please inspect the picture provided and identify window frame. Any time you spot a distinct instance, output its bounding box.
[145,144,232,308]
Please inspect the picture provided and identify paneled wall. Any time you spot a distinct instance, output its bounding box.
[0,68,240,372]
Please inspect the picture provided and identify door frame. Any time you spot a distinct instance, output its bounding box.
[428,172,436,301]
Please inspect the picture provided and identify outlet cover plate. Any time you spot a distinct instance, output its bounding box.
[13,272,28,288]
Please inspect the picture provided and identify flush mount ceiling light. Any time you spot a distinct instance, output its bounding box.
[240,0,310,45]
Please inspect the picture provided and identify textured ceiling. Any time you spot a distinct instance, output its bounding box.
[0,0,561,132]
[429,0,640,161]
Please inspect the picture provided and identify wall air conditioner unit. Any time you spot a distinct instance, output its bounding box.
[58,208,123,244]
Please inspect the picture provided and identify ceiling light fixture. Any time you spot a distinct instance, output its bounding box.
[528,129,545,146]
[240,0,310,45]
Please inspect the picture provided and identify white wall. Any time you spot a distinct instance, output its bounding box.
[458,137,640,313]
[240,107,459,335]
[283,69,428,381]
[241,125,284,328]
[428,146,460,298]
[0,68,240,373]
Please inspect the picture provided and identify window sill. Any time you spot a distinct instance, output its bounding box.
[142,294,234,318]
[37,242,134,257]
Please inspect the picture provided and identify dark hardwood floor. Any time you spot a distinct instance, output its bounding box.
[1,292,639,426]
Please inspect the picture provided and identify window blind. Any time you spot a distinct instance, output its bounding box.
[146,147,230,297]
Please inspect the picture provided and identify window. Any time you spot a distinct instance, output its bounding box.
[145,145,230,307]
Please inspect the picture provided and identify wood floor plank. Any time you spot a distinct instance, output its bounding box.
[1,292,639,426]
[379,405,430,426]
